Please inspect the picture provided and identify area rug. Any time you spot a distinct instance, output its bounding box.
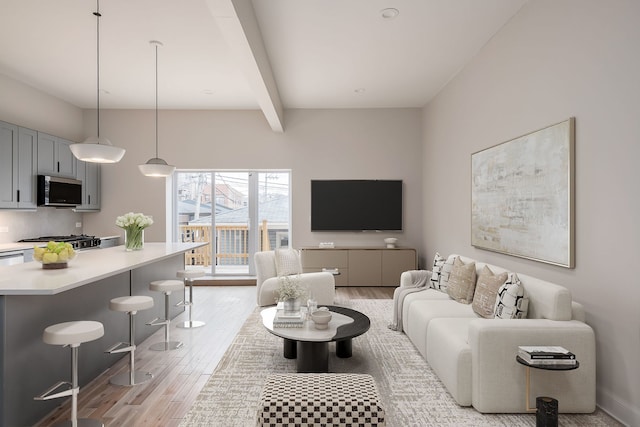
[180,299,619,426]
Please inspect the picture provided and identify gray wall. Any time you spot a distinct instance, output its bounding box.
[420,1,639,425]
[81,108,425,253]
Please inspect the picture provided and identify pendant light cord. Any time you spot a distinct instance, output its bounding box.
[94,0,101,139]
[155,43,159,158]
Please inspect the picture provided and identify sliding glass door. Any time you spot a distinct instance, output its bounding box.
[173,170,290,276]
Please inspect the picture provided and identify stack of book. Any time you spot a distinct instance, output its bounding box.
[273,303,304,328]
[518,346,577,366]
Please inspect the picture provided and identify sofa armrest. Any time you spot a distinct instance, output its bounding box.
[468,319,595,413]
[400,270,432,288]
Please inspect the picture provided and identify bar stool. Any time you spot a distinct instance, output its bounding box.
[176,269,206,329]
[35,320,105,427]
[147,280,184,351]
[105,295,154,386]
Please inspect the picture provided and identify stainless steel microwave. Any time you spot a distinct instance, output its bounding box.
[37,175,82,207]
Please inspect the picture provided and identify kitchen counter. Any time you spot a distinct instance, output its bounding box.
[0,242,34,253]
[0,242,204,295]
[0,241,208,427]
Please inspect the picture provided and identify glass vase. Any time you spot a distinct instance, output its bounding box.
[124,229,144,251]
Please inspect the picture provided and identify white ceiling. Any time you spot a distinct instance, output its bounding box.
[0,0,527,126]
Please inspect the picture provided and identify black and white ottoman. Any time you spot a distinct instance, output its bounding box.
[258,373,386,427]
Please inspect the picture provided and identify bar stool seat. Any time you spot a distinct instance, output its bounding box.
[36,321,105,427]
[148,280,185,351]
[106,295,154,386]
[176,269,205,329]
[110,295,154,312]
[43,321,104,346]
[150,279,184,293]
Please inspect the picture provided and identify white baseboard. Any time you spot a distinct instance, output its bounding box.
[597,388,639,427]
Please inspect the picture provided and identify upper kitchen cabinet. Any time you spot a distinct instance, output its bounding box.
[37,132,76,178]
[0,121,38,209]
[75,160,101,211]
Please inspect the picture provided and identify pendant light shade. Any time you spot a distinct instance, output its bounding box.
[70,0,125,164]
[139,40,175,177]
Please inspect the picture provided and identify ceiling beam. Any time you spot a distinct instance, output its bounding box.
[207,0,284,132]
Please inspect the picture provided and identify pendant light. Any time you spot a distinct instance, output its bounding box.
[70,0,125,164]
[138,40,176,177]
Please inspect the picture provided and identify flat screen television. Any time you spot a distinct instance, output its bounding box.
[311,180,403,231]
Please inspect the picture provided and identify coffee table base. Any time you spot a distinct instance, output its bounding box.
[283,338,353,373]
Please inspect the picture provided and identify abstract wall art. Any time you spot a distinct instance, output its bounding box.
[471,118,575,268]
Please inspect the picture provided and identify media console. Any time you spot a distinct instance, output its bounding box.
[300,247,417,287]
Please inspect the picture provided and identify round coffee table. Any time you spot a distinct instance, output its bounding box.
[261,305,370,373]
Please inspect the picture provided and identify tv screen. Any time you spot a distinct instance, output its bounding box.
[311,180,403,231]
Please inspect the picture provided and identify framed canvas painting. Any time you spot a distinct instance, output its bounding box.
[471,118,575,268]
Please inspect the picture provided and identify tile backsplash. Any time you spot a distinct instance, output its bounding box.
[0,208,83,243]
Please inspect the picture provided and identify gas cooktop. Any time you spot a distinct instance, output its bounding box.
[19,234,102,249]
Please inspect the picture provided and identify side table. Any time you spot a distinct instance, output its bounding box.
[516,355,579,426]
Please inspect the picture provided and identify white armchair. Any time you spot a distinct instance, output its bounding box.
[254,250,335,306]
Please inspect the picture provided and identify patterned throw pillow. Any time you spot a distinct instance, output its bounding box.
[274,248,302,276]
[446,257,477,304]
[472,265,508,318]
[429,252,446,289]
[494,272,529,319]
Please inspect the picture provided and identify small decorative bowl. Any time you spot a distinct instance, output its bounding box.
[33,242,76,269]
[310,310,332,330]
[384,237,398,248]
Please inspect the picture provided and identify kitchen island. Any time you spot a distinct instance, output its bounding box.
[0,242,207,427]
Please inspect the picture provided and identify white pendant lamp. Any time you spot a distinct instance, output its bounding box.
[138,40,176,177]
[70,0,125,164]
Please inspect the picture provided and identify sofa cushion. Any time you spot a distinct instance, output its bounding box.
[472,266,508,318]
[274,248,302,276]
[426,318,473,406]
[404,297,478,358]
[432,253,456,292]
[494,273,529,319]
[447,257,477,304]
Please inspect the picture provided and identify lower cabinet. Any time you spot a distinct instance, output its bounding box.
[300,247,417,287]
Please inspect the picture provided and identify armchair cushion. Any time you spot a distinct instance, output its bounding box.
[274,248,302,276]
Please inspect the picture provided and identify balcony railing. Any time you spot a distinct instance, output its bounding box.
[180,220,275,268]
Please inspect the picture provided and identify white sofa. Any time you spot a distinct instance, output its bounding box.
[254,250,335,306]
[398,254,596,413]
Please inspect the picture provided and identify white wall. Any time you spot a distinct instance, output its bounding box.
[421,0,640,424]
[82,108,424,254]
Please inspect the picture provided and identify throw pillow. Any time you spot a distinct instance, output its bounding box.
[446,257,477,304]
[472,265,508,318]
[429,252,446,289]
[274,248,302,277]
[494,273,529,319]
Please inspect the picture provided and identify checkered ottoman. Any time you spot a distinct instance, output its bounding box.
[257,373,385,427]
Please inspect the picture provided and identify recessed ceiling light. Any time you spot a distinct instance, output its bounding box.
[354,88,366,94]
[203,89,214,95]
[380,8,399,20]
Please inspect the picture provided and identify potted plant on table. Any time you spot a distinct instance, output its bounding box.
[275,275,306,313]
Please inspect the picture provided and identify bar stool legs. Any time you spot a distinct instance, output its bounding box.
[35,320,105,427]
[148,280,184,351]
[106,296,154,386]
[176,269,205,329]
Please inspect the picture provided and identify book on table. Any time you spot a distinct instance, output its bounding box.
[518,346,576,365]
[273,305,304,328]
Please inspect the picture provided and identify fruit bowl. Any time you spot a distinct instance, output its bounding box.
[33,241,76,269]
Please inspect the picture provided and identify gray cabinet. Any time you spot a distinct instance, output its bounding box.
[301,247,417,287]
[0,121,38,209]
[75,160,101,211]
[37,133,76,178]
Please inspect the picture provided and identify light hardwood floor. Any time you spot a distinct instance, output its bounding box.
[34,285,393,427]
